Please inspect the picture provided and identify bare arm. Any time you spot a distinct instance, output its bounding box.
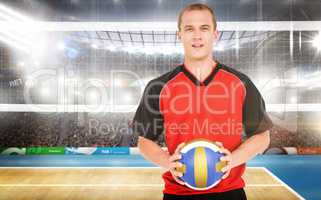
[138,136,186,185]
[137,136,171,169]
[230,130,270,168]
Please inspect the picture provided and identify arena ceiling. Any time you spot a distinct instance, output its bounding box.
[0,0,321,22]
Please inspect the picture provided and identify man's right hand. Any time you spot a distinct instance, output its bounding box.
[167,142,186,185]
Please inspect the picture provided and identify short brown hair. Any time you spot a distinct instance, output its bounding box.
[178,3,217,31]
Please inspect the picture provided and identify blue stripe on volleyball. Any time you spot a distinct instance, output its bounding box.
[181,148,196,187]
[206,147,225,186]
[215,151,224,181]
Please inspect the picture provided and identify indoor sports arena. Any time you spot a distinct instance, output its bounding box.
[0,1,321,200]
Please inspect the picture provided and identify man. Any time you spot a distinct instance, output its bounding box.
[133,3,272,200]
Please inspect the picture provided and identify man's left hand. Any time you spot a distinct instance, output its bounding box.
[215,142,232,179]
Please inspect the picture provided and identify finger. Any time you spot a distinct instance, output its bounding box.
[222,171,230,179]
[169,154,182,162]
[219,148,231,155]
[220,155,231,162]
[215,141,223,147]
[174,142,185,154]
[163,148,169,155]
[172,170,183,177]
[171,172,185,185]
[221,165,230,173]
[170,161,183,169]
[173,175,185,185]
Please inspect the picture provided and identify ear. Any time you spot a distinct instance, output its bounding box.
[213,30,219,43]
[177,30,182,41]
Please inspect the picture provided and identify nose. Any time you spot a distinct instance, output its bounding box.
[192,30,202,40]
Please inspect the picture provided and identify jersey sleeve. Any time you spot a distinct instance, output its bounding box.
[242,78,273,137]
[132,81,164,141]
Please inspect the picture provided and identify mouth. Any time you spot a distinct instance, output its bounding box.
[192,44,204,48]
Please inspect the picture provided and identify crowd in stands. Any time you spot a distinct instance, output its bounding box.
[269,125,297,148]
[0,112,321,148]
[0,112,135,147]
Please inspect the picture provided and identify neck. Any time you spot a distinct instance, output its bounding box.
[184,57,217,81]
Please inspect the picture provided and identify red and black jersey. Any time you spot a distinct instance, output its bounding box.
[133,61,273,195]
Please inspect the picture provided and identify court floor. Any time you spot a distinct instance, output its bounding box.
[1,155,320,199]
[0,167,302,200]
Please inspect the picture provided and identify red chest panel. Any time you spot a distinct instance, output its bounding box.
[160,70,246,154]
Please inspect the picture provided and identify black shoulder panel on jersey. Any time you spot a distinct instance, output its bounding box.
[219,64,273,137]
[132,66,182,141]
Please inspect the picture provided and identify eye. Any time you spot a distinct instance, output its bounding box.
[184,26,193,32]
[201,27,210,31]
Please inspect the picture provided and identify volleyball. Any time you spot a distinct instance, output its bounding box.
[176,140,227,190]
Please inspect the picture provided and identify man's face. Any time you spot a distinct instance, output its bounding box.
[178,9,218,61]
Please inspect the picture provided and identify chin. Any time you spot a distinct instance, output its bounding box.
[185,50,210,61]
[190,53,210,61]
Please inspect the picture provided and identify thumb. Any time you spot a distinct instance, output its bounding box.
[163,148,169,155]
